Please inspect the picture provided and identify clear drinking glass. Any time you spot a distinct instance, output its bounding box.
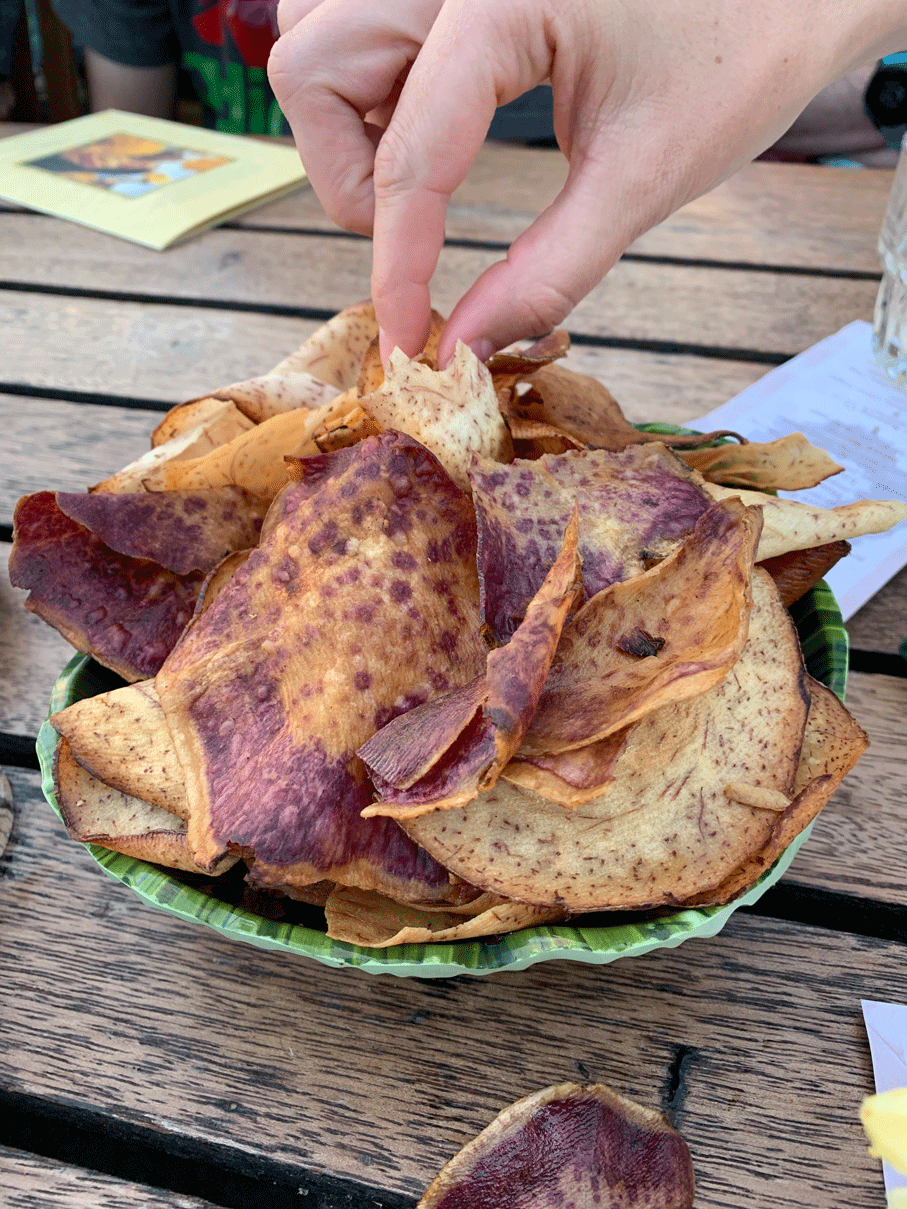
[873,139,907,385]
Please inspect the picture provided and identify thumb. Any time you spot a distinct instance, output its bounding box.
[437,153,650,364]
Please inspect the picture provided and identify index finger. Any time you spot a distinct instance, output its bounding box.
[370,30,501,358]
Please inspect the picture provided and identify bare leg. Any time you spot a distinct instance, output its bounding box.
[84,47,176,118]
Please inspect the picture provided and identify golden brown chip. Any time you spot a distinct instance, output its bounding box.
[137,396,356,499]
[416,1083,694,1209]
[207,370,341,423]
[508,362,740,453]
[149,397,254,450]
[97,401,255,492]
[54,737,232,873]
[758,540,851,607]
[679,433,843,490]
[703,481,907,559]
[52,680,187,820]
[360,342,513,493]
[521,497,761,755]
[324,885,565,947]
[684,676,869,906]
[486,329,571,373]
[269,300,379,388]
[402,571,812,911]
[501,730,632,807]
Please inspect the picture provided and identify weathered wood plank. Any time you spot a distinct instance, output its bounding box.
[1,395,156,502]
[0,124,891,272]
[784,671,907,903]
[0,768,898,1209]
[0,1147,219,1209]
[848,565,907,656]
[0,296,318,402]
[0,301,770,446]
[236,150,891,276]
[0,214,878,356]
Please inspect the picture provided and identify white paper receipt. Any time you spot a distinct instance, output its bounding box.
[862,999,907,1201]
[688,321,907,621]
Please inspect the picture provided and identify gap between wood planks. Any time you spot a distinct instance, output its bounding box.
[0,278,792,366]
[0,1089,414,1209]
[0,205,883,282]
[222,222,884,283]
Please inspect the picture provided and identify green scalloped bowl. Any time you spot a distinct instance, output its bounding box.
[37,579,847,979]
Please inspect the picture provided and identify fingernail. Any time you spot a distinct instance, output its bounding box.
[378,328,393,365]
[466,337,495,363]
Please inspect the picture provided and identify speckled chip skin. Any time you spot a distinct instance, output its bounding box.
[54,486,268,574]
[155,432,488,902]
[469,444,711,643]
[10,491,204,682]
[416,1082,695,1209]
[359,511,583,819]
[402,570,812,911]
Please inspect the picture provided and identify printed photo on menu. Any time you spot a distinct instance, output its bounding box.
[24,132,233,199]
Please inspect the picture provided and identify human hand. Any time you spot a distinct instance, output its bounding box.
[270,0,907,363]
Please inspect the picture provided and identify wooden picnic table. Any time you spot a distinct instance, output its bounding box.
[1,121,905,1209]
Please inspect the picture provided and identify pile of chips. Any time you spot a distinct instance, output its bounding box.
[13,303,906,947]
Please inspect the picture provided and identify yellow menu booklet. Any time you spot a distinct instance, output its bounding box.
[0,110,308,249]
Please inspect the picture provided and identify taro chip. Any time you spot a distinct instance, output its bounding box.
[52,680,187,820]
[270,300,379,388]
[470,444,711,643]
[53,486,268,574]
[99,400,255,491]
[324,885,565,947]
[53,737,233,874]
[684,676,869,907]
[155,431,488,902]
[759,540,851,607]
[360,342,513,493]
[10,491,203,681]
[138,398,357,499]
[703,482,907,560]
[522,497,761,754]
[416,1082,694,1209]
[356,310,446,396]
[510,362,740,453]
[402,571,812,911]
[679,432,843,491]
[359,511,582,818]
[207,371,340,424]
[501,729,632,808]
[150,396,254,449]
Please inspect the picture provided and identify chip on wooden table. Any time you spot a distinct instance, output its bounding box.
[416,1082,694,1209]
